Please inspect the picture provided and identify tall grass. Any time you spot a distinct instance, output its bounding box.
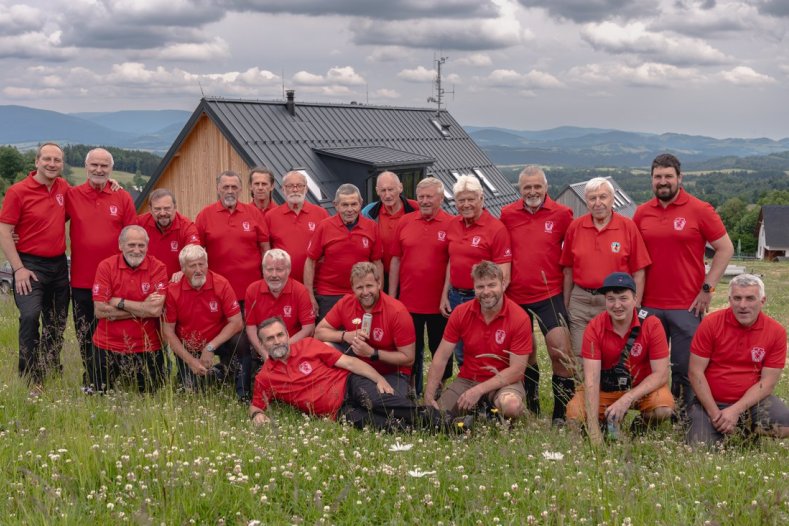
[0,262,787,525]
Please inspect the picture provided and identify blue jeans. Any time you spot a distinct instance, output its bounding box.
[448,287,475,366]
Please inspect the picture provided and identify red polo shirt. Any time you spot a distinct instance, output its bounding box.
[254,200,277,215]
[691,308,787,404]
[0,171,68,257]
[252,337,349,418]
[195,201,269,300]
[306,214,383,295]
[559,212,651,289]
[137,211,201,278]
[634,190,728,309]
[501,196,573,303]
[582,310,669,386]
[265,202,329,282]
[447,210,512,290]
[323,292,416,376]
[376,198,418,273]
[66,182,137,288]
[244,278,315,336]
[391,210,453,314]
[92,254,168,354]
[443,297,532,383]
[164,270,240,352]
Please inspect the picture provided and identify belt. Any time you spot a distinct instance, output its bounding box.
[450,286,475,295]
[577,285,600,295]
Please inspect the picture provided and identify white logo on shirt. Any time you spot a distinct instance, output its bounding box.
[109,205,118,216]
[611,242,621,253]
[308,221,316,231]
[170,241,179,252]
[437,230,447,241]
[283,305,292,317]
[242,221,251,232]
[209,300,219,313]
[544,221,554,233]
[141,282,151,294]
[55,194,64,206]
[630,343,643,358]
[495,329,506,345]
[298,361,312,375]
[751,347,766,363]
[362,237,369,248]
[92,283,99,294]
[674,217,687,231]
[471,236,481,247]
[373,328,384,341]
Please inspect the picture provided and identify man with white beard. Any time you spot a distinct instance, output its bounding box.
[265,170,329,283]
[162,245,243,390]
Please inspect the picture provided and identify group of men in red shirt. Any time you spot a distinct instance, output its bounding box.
[1,144,786,445]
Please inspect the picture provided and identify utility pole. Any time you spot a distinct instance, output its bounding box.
[427,56,454,116]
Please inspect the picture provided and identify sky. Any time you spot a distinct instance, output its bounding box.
[1,0,788,139]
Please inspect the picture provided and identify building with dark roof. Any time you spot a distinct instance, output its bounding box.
[137,94,518,219]
[757,205,789,261]
[554,176,637,218]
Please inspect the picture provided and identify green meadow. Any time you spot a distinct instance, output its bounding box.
[0,261,787,525]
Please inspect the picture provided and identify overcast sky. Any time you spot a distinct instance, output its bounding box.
[1,0,788,138]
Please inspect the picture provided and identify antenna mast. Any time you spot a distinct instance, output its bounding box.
[427,56,454,116]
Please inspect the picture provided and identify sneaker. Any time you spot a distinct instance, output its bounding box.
[552,417,566,428]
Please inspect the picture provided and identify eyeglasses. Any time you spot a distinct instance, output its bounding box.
[284,184,306,190]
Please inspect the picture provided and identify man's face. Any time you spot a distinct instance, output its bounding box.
[336,193,362,224]
[86,150,113,188]
[352,272,380,310]
[729,285,765,327]
[283,175,307,207]
[519,174,547,210]
[35,145,64,181]
[455,190,483,221]
[151,195,175,229]
[585,186,614,221]
[474,275,503,311]
[183,257,208,289]
[251,172,273,202]
[263,257,290,294]
[259,322,290,360]
[375,174,402,208]
[651,166,682,203]
[604,289,635,323]
[416,185,443,219]
[120,230,148,268]
[217,175,241,209]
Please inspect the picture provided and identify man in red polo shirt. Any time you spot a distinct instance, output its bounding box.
[565,272,673,443]
[315,261,415,400]
[0,143,70,388]
[67,148,137,391]
[361,171,417,283]
[163,245,242,390]
[634,153,734,414]
[688,274,788,446]
[561,177,651,362]
[137,188,201,278]
[389,177,454,397]
[92,225,168,392]
[425,261,531,420]
[501,166,575,423]
[249,166,277,215]
[265,171,329,282]
[304,184,383,319]
[441,175,511,366]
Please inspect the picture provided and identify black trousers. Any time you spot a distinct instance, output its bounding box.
[14,253,70,383]
[174,340,238,391]
[93,347,167,393]
[72,287,98,387]
[339,373,419,430]
[411,312,452,397]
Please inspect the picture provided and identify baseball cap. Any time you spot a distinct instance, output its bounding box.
[598,272,636,294]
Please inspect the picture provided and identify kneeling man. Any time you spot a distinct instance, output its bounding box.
[424,261,532,420]
[687,274,788,446]
[567,272,674,440]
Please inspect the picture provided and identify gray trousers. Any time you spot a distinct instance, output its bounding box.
[687,395,789,446]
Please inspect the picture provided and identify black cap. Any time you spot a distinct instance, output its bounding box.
[598,272,636,294]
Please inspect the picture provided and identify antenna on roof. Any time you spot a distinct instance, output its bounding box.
[426,55,454,116]
[198,81,205,97]
[282,69,285,98]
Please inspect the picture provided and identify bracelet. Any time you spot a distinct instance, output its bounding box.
[249,411,263,421]
[340,330,346,344]
[13,266,23,274]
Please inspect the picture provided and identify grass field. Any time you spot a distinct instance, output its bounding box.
[0,262,787,525]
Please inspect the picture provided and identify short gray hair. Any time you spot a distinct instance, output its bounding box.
[452,175,483,197]
[119,225,148,245]
[416,177,444,195]
[584,177,614,196]
[85,148,114,167]
[518,165,547,186]
[263,248,291,267]
[334,183,362,204]
[179,245,208,269]
[216,170,242,186]
[149,188,176,206]
[729,274,765,300]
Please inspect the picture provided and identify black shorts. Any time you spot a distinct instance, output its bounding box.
[520,293,569,336]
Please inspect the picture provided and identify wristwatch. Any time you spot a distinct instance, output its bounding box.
[702,283,715,293]
[117,298,126,310]
[371,349,380,361]
[205,343,216,353]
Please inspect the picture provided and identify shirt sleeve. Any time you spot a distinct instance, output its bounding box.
[490,223,512,264]
[306,222,326,260]
[390,219,406,258]
[690,316,715,359]
[92,259,114,302]
[221,280,241,317]
[558,221,577,267]
[0,187,21,224]
[507,312,533,356]
[254,208,270,244]
[442,309,462,344]
[164,283,179,323]
[698,202,728,243]
[644,317,669,360]
[391,303,416,347]
[244,283,260,326]
[626,220,652,272]
[295,284,316,326]
[183,220,201,246]
[121,192,137,226]
[581,317,603,360]
[370,223,384,260]
[764,323,787,369]
[151,260,169,293]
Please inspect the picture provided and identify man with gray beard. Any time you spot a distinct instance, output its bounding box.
[163,245,243,390]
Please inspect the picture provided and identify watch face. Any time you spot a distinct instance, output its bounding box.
[702,284,711,292]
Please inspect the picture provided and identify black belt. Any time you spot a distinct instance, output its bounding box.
[577,285,600,295]
[450,286,475,295]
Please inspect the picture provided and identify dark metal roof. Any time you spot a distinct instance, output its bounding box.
[139,96,518,216]
[760,205,789,248]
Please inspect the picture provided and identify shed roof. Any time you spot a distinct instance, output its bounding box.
[760,205,789,248]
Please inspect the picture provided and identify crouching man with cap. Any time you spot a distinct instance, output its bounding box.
[567,272,674,442]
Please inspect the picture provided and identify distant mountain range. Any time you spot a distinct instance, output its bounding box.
[2,105,788,168]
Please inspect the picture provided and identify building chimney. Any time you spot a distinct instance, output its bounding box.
[286,90,295,116]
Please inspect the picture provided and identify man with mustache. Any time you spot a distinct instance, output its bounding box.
[162,245,242,390]
[265,171,328,283]
[137,188,201,279]
[634,153,733,417]
[91,226,168,392]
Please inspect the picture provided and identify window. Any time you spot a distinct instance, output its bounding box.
[473,168,498,194]
[430,119,450,137]
[295,169,324,200]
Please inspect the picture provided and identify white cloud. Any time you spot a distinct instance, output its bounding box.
[719,66,776,86]
[455,53,493,67]
[0,4,43,35]
[366,46,413,63]
[153,38,231,61]
[292,67,365,87]
[581,21,730,65]
[0,31,76,61]
[397,66,435,82]
[481,68,563,88]
[374,88,400,99]
[568,62,703,87]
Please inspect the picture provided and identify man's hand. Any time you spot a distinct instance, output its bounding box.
[689,291,711,317]
[456,386,483,411]
[108,178,122,192]
[711,406,740,434]
[251,412,270,426]
[423,393,440,410]
[14,267,38,295]
[188,357,209,376]
[143,292,165,316]
[375,378,394,395]
[170,271,184,283]
[309,295,319,318]
[604,394,632,423]
[350,333,373,357]
[199,348,215,369]
[439,295,452,318]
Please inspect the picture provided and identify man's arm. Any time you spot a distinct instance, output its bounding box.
[688,353,722,424]
[439,262,452,317]
[715,367,783,434]
[246,324,269,361]
[349,338,415,367]
[498,262,511,291]
[583,357,604,445]
[690,233,734,316]
[259,241,271,256]
[334,353,394,394]
[388,256,401,298]
[632,268,645,307]
[199,313,243,368]
[562,267,573,309]
[289,323,315,344]
[372,259,384,283]
[94,293,165,320]
[314,318,352,345]
[0,222,36,295]
[303,258,319,316]
[424,339,456,408]
[162,321,208,376]
[605,356,670,422]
